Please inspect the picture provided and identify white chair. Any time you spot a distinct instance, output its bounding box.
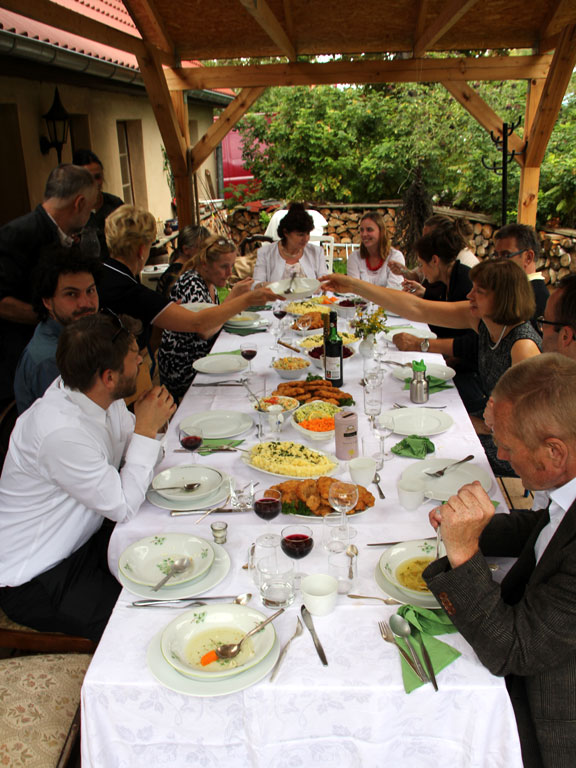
[310,234,334,273]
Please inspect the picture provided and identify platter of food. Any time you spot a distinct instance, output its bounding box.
[253,395,300,413]
[265,477,375,518]
[242,441,338,479]
[290,311,325,334]
[308,344,355,370]
[286,299,331,315]
[291,400,341,441]
[271,357,311,379]
[271,378,354,406]
[298,332,358,349]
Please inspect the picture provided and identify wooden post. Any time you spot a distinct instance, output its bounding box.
[517,166,541,227]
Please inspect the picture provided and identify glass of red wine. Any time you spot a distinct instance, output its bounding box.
[271,301,287,349]
[240,342,257,375]
[281,524,314,586]
[254,489,282,547]
[178,426,203,462]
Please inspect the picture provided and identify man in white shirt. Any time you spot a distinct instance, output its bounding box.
[424,353,576,768]
[0,314,175,641]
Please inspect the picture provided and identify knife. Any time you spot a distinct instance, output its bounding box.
[131,595,238,607]
[367,538,434,547]
[300,605,328,666]
[170,507,235,517]
[418,636,439,691]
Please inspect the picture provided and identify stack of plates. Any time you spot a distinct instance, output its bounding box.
[146,465,231,512]
[223,311,263,330]
[118,532,231,600]
[147,603,281,696]
[374,539,441,608]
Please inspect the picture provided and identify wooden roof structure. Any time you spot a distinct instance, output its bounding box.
[5,0,576,226]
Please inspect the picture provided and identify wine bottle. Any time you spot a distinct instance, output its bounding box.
[324,310,343,387]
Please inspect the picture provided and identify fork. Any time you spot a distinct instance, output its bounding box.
[269,617,304,682]
[425,454,474,478]
[377,621,424,680]
[393,402,447,410]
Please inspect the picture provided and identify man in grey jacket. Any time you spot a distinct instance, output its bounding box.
[425,353,576,768]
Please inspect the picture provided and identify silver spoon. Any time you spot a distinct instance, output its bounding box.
[346,544,358,580]
[347,594,402,605]
[373,473,385,499]
[215,608,284,659]
[151,556,191,592]
[155,482,201,492]
[389,613,429,683]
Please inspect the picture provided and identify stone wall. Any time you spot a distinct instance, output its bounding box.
[227,203,576,287]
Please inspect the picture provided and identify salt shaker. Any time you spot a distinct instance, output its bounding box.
[410,360,429,404]
[334,410,358,460]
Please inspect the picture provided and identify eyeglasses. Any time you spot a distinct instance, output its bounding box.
[492,249,526,260]
[536,315,562,333]
[101,308,129,342]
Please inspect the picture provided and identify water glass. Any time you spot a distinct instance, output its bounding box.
[328,552,357,594]
[258,555,295,608]
[363,383,382,426]
[230,483,255,512]
[362,434,384,471]
[323,511,352,553]
[251,534,280,586]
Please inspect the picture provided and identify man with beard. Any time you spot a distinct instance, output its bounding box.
[14,247,100,413]
[0,314,175,641]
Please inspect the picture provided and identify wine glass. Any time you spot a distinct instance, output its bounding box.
[363,381,382,428]
[281,524,314,585]
[271,301,287,350]
[253,489,282,547]
[240,342,257,375]
[328,481,359,548]
[178,426,203,463]
[374,413,394,461]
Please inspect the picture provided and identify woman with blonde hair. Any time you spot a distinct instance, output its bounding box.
[346,212,405,288]
[158,235,254,398]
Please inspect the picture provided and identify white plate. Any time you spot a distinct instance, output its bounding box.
[161,603,276,680]
[242,443,339,479]
[182,301,214,312]
[380,408,454,436]
[224,311,261,327]
[400,457,492,501]
[119,542,230,599]
[268,277,320,300]
[147,629,280,697]
[390,363,456,382]
[374,560,440,609]
[180,411,253,440]
[146,473,231,512]
[382,327,437,343]
[119,533,214,587]
[193,355,249,375]
[379,538,445,600]
[152,465,224,502]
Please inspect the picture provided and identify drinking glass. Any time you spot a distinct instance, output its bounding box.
[178,426,203,462]
[328,551,357,594]
[253,489,282,548]
[240,342,257,375]
[374,413,394,461]
[328,481,359,547]
[363,382,382,428]
[271,301,287,349]
[258,555,295,608]
[280,524,314,586]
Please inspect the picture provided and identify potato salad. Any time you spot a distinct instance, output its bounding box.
[249,441,337,477]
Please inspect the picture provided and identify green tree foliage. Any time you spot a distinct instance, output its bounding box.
[237,73,576,226]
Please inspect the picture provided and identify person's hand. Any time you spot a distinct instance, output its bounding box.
[388,261,406,276]
[318,273,353,293]
[483,396,495,431]
[247,285,285,305]
[134,386,176,438]
[392,332,421,351]
[433,481,495,568]
[402,279,425,297]
[226,277,253,300]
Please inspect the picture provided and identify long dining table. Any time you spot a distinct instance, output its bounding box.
[81,304,523,768]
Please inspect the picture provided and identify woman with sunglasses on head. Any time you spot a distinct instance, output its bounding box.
[158,235,253,398]
[155,224,211,298]
[253,203,326,283]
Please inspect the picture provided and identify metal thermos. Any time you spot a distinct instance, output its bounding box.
[410,361,429,404]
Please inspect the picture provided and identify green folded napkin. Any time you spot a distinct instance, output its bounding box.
[395,605,461,693]
[403,375,453,394]
[224,325,267,336]
[207,349,243,356]
[197,438,244,456]
[391,435,435,459]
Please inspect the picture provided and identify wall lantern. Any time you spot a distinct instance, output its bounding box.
[39,88,71,163]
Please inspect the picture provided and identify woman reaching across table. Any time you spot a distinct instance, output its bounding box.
[346,212,405,288]
[253,203,326,283]
[320,259,541,416]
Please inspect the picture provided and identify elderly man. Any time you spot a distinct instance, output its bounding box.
[14,246,100,413]
[425,353,576,768]
[0,164,97,404]
[0,314,175,641]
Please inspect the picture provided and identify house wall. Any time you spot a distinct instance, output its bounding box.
[0,74,218,223]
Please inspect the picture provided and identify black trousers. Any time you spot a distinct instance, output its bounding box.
[0,522,120,642]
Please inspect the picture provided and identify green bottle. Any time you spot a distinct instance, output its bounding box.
[324,310,343,387]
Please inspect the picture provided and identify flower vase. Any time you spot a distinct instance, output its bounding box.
[359,334,377,358]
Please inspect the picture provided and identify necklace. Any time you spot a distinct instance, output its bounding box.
[279,242,303,262]
[488,325,508,350]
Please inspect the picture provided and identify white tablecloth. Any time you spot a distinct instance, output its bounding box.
[81,310,522,768]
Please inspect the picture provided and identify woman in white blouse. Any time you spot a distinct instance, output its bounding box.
[346,212,405,288]
[253,203,326,283]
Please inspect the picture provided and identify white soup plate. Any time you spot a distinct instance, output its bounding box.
[193,355,248,375]
[379,538,445,600]
[267,277,320,301]
[152,465,224,502]
[180,411,253,440]
[379,407,454,436]
[119,533,214,587]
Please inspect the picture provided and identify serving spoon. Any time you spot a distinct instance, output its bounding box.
[214,608,284,659]
[151,556,191,592]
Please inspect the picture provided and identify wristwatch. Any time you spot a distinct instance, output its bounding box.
[420,339,430,353]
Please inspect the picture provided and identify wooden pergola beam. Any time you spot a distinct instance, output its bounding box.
[413,0,430,46]
[441,80,526,166]
[238,0,296,61]
[413,0,480,58]
[2,0,173,65]
[123,0,176,59]
[525,24,576,167]
[188,87,266,173]
[165,54,551,91]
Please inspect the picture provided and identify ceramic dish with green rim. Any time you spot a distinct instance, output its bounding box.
[378,538,446,601]
[152,465,224,502]
[160,603,276,680]
[119,533,214,587]
[224,311,262,327]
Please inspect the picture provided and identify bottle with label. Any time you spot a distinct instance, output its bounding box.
[324,310,343,388]
[334,411,358,460]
